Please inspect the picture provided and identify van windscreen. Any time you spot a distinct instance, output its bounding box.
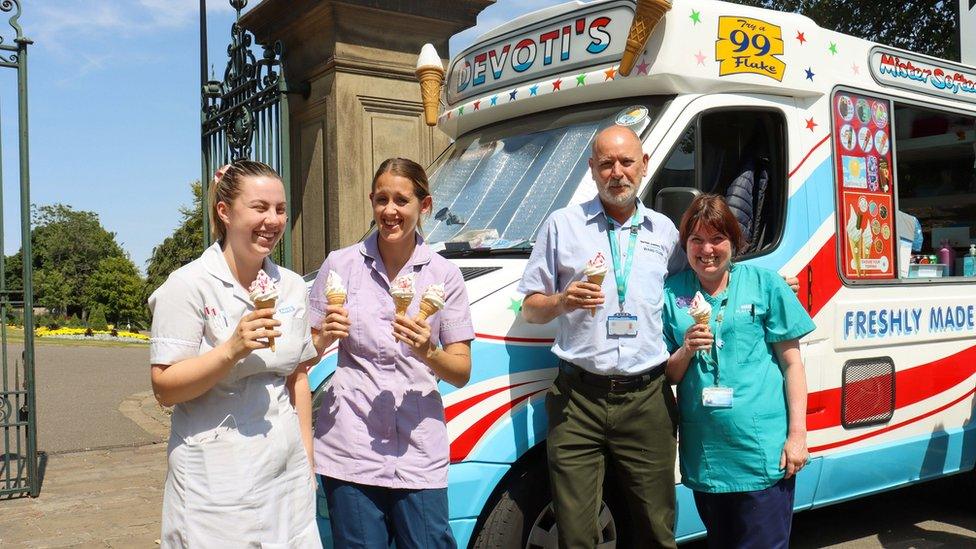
[423,98,670,251]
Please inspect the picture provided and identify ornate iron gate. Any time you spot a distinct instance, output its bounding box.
[0,0,38,499]
[200,0,292,268]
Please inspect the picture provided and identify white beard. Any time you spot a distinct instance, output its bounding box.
[598,181,637,207]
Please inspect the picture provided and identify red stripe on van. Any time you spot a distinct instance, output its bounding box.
[444,381,532,422]
[450,389,547,462]
[806,344,976,434]
[796,236,843,318]
[789,134,831,178]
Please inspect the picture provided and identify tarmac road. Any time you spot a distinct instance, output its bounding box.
[5,341,159,454]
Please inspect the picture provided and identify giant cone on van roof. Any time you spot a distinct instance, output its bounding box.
[416,44,445,127]
[619,0,673,76]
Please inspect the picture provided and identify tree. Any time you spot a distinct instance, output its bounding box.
[737,1,959,61]
[88,304,108,331]
[145,181,203,299]
[34,268,71,316]
[86,256,147,324]
[4,204,139,318]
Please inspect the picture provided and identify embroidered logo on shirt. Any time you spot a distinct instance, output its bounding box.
[641,240,667,258]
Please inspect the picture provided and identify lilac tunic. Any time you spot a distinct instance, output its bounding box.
[309,233,474,489]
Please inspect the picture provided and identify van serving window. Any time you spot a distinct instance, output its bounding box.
[644,109,787,257]
[892,103,976,279]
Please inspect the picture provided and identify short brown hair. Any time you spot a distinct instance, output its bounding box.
[371,157,431,202]
[208,160,282,242]
[678,194,746,254]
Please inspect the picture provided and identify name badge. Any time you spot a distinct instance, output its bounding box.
[607,313,638,337]
[702,386,734,408]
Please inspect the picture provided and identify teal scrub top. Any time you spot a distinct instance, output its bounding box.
[663,264,815,493]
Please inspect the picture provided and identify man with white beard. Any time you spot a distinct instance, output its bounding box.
[520,125,683,548]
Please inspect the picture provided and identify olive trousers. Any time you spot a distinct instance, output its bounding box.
[546,363,678,549]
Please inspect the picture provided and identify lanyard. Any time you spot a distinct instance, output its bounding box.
[606,208,640,312]
[709,296,729,385]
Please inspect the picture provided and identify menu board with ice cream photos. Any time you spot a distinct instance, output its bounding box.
[834,92,895,279]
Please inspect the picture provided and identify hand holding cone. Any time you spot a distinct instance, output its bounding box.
[248,269,280,351]
[583,252,609,316]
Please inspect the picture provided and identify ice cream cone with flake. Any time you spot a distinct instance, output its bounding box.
[584,252,609,316]
[418,284,446,321]
[416,44,445,127]
[619,0,673,76]
[688,291,711,326]
[846,206,862,276]
[390,273,416,316]
[248,269,280,351]
[325,270,347,307]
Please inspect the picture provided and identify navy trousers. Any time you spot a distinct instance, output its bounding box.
[693,476,796,549]
[322,476,456,549]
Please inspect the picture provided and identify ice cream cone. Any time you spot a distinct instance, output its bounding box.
[394,295,413,316]
[254,298,277,351]
[417,299,441,321]
[586,273,606,316]
[416,67,444,127]
[849,237,861,276]
[691,312,710,326]
[326,291,346,307]
[619,0,673,76]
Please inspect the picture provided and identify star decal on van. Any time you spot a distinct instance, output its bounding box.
[509,297,523,314]
[796,31,807,45]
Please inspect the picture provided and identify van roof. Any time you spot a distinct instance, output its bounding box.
[438,0,976,138]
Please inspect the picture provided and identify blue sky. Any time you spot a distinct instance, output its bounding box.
[0,0,566,272]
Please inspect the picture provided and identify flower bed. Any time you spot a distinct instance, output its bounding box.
[35,326,149,343]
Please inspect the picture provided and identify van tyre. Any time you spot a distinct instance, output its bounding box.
[471,457,629,549]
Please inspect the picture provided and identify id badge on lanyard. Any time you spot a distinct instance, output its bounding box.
[605,209,640,338]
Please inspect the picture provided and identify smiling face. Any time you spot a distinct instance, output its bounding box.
[686,222,734,282]
[589,126,648,209]
[371,172,432,246]
[217,175,286,260]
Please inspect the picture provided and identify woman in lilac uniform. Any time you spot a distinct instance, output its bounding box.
[309,157,474,548]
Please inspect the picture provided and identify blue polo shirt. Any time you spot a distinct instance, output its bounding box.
[519,197,685,375]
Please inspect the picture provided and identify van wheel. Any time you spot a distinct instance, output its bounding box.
[471,457,628,549]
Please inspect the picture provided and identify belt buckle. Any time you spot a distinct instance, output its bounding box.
[609,377,620,392]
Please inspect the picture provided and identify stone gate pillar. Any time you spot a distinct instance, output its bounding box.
[242,0,493,273]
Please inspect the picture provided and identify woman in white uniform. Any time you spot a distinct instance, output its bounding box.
[149,160,321,547]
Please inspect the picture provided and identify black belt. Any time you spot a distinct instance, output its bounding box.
[558,359,664,393]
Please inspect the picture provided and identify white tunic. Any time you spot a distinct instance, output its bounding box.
[149,243,321,548]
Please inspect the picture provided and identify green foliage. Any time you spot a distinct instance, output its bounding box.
[145,181,203,299]
[86,256,146,324]
[736,1,959,61]
[88,304,108,331]
[4,203,147,322]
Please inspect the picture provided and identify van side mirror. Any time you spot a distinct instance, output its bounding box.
[654,187,700,227]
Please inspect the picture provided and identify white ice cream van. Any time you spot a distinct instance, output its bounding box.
[308,0,976,545]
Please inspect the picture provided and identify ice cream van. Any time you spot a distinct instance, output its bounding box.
[308,0,976,545]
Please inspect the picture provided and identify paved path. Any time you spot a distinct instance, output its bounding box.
[0,443,166,548]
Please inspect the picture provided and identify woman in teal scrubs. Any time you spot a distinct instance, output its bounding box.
[662,194,815,548]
